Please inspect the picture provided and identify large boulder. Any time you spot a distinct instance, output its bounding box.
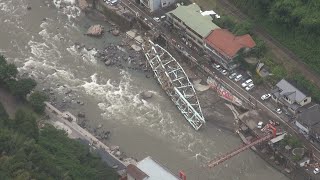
[140,91,153,99]
[112,29,120,36]
[86,25,104,37]
[78,0,89,10]
[105,60,112,66]
[77,112,86,118]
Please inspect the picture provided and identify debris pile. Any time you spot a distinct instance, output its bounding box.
[86,25,104,36]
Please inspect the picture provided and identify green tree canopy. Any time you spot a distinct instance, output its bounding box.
[14,109,39,140]
[29,91,48,114]
[0,56,18,83]
[8,78,37,99]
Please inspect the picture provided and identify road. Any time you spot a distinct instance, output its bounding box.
[120,0,320,163]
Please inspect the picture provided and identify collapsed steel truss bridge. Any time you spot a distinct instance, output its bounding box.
[142,40,205,130]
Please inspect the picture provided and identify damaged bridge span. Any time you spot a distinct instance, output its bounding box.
[142,40,205,130]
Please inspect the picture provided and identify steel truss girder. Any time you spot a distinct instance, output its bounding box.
[142,40,205,130]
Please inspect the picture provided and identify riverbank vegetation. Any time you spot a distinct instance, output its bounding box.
[0,54,118,179]
[229,0,320,75]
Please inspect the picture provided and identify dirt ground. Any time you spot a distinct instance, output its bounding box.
[0,88,24,118]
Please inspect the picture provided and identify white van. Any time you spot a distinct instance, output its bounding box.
[234,74,243,82]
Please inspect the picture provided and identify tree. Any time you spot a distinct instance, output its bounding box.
[29,91,48,114]
[232,21,253,35]
[250,38,267,58]
[8,78,37,99]
[0,102,9,126]
[14,109,39,140]
[0,57,18,83]
[216,15,236,30]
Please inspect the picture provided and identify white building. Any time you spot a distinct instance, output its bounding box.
[126,156,182,180]
[140,0,176,12]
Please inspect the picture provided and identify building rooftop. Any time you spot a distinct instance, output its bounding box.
[297,104,320,128]
[205,29,256,59]
[127,164,149,180]
[167,3,220,38]
[276,79,308,103]
[136,156,179,180]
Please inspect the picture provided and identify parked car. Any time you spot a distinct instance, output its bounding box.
[153,17,160,22]
[257,121,264,129]
[214,64,221,70]
[229,73,237,79]
[110,0,118,5]
[234,74,243,82]
[221,69,228,75]
[275,108,282,114]
[314,168,320,174]
[245,83,254,91]
[241,79,253,87]
[261,94,271,100]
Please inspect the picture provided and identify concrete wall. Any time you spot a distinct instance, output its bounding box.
[142,0,175,12]
[127,174,135,180]
[167,14,203,48]
[295,121,309,134]
[161,0,175,8]
[95,0,133,31]
[299,97,312,107]
[204,43,228,68]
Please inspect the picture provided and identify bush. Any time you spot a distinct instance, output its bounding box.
[29,91,48,114]
[14,109,39,140]
[250,37,267,58]
[8,78,37,100]
[232,21,253,35]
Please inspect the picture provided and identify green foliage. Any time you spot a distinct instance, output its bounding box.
[8,78,37,100]
[0,102,8,119]
[14,109,39,140]
[232,21,253,35]
[249,37,267,58]
[282,135,302,149]
[0,56,18,84]
[0,107,118,180]
[29,91,48,114]
[292,154,302,162]
[0,54,37,100]
[215,15,236,30]
[230,0,320,75]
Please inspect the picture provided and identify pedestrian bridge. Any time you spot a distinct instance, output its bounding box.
[142,40,205,130]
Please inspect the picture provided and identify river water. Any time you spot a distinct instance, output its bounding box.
[0,0,289,179]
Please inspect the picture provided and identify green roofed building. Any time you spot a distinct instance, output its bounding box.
[166,3,220,48]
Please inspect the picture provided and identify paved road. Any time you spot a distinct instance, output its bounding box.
[121,0,320,163]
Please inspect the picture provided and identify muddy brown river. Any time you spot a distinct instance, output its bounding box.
[0,0,289,179]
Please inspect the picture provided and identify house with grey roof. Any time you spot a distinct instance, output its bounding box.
[295,104,320,142]
[125,156,181,180]
[271,79,311,113]
[166,3,220,48]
